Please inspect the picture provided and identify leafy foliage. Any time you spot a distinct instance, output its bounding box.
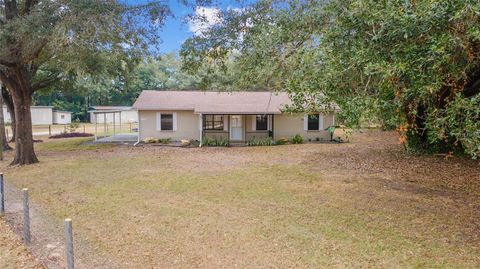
[181,0,480,158]
[202,137,230,147]
[246,137,275,146]
[291,134,304,144]
[33,54,201,121]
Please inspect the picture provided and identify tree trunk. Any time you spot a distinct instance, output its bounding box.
[2,87,16,142]
[0,87,12,151]
[10,84,38,165]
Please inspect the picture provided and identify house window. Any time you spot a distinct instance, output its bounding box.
[256,115,268,131]
[61,115,65,119]
[308,114,320,130]
[203,115,224,130]
[161,114,173,131]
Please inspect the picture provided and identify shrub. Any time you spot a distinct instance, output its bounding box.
[291,134,304,144]
[159,138,171,144]
[202,137,230,147]
[66,119,81,133]
[49,132,94,139]
[246,137,274,146]
[275,137,289,145]
[143,137,157,144]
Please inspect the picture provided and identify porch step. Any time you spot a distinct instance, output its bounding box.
[229,141,246,147]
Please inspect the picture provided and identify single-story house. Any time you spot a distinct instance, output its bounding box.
[89,106,138,124]
[2,106,72,125]
[52,110,72,125]
[133,90,338,144]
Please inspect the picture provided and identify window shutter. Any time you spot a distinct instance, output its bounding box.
[223,116,228,131]
[252,115,256,131]
[303,115,308,131]
[319,113,324,130]
[173,112,177,131]
[156,112,161,131]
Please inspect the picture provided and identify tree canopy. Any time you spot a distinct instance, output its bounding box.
[181,0,480,158]
[0,0,169,164]
[33,53,201,121]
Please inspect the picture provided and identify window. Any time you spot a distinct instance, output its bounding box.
[203,115,224,130]
[308,114,320,130]
[161,114,173,131]
[61,115,65,119]
[256,115,268,131]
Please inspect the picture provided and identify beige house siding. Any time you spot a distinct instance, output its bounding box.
[138,110,200,141]
[273,112,335,141]
[138,110,336,142]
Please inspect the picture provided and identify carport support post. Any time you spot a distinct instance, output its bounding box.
[23,188,31,244]
[113,112,116,136]
[0,173,4,215]
[65,218,74,269]
[94,113,97,141]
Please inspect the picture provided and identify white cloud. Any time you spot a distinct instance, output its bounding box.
[188,7,223,36]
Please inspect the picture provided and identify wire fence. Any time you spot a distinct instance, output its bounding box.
[1,174,121,269]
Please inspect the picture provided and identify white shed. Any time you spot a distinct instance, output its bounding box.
[3,106,54,125]
[53,111,72,124]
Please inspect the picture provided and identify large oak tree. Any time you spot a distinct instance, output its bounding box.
[0,0,169,165]
[181,0,480,158]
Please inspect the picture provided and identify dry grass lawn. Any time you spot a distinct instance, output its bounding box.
[1,130,479,268]
[0,218,44,269]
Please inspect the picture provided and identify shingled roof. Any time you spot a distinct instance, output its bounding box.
[132,91,292,114]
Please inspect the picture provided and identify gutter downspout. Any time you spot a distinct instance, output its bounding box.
[134,109,141,147]
[199,113,203,147]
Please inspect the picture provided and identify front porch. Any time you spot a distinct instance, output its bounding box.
[200,114,275,145]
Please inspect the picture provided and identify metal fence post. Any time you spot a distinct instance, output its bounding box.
[23,188,31,244]
[0,173,4,215]
[65,218,74,269]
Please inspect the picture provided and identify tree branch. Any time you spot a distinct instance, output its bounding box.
[23,0,38,15]
[4,0,18,20]
[31,74,59,92]
[0,59,17,68]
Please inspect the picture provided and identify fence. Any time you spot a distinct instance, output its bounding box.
[0,173,118,269]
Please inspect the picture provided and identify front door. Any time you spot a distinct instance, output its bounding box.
[230,115,243,141]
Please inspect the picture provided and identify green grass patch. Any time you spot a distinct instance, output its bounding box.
[35,137,115,152]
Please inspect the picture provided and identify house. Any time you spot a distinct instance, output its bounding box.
[89,106,138,124]
[52,110,72,124]
[133,91,338,144]
[2,106,72,125]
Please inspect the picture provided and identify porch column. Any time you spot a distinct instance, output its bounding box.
[271,114,275,139]
[227,115,230,143]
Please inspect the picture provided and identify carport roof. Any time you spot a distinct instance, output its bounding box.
[133,90,292,114]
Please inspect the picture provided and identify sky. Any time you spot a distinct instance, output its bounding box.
[125,0,256,54]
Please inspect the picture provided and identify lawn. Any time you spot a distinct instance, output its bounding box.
[0,218,44,269]
[1,131,479,268]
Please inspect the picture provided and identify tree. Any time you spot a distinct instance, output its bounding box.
[0,0,170,165]
[1,87,15,142]
[31,53,201,122]
[0,84,12,150]
[181,0,480,158]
